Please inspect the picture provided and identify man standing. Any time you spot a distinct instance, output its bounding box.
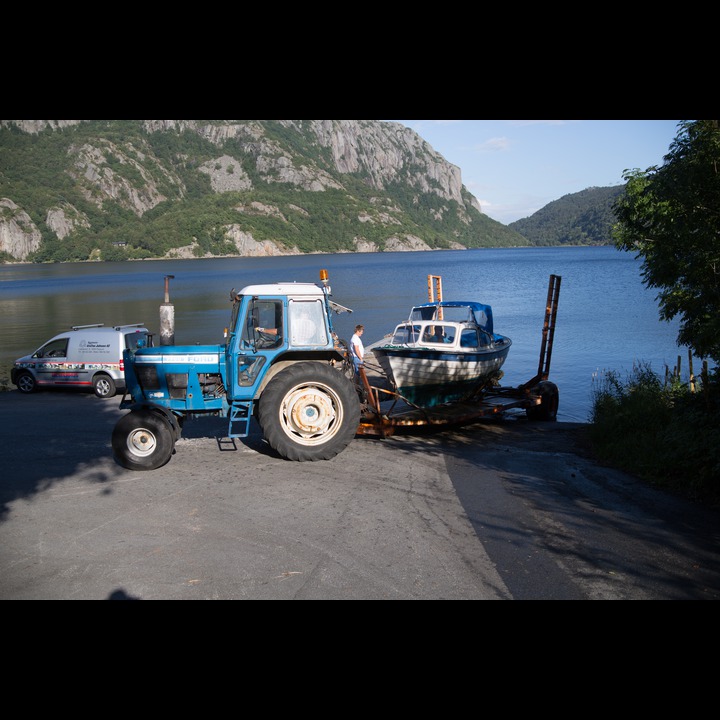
[350,324,365,374]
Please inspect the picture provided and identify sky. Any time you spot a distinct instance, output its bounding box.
[383,120,682,225]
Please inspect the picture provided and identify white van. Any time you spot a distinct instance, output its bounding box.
[11,323,152,398]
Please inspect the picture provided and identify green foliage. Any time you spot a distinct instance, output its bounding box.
[612,120,720,364]
[144,126,218,200]
[510,186,625,245]
[260,120,335,167]
[590,362,720,507]
[0,125,79,229]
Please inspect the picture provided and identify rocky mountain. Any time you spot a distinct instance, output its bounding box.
[0,120,528,263]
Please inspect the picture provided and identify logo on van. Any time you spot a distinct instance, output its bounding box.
[79,341,111,351]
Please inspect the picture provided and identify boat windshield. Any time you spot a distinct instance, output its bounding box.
[391,323,458,345]
[409,302,494,334]
[391,324,422,344]
[420,324,456,344]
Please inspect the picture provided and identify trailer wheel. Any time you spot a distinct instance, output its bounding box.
[257,362,360,461]
[112,409,175,471]
[526,381,559,421]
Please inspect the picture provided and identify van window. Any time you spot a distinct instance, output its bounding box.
[34,338,68,359]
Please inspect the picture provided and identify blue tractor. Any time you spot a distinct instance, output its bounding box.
[112,270,359,470]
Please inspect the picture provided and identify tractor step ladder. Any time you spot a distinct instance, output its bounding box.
[228,401,253,438]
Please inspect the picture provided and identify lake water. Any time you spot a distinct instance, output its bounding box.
[0,246,704,422]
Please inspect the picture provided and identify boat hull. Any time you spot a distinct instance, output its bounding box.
[373,343,511,407]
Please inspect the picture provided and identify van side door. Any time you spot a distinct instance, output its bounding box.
[33,337,70,387]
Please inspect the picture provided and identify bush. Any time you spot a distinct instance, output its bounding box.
[590,362,720,507]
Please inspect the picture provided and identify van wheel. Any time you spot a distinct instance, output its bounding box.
[93,374,117,398]
[15,371,37,394]
[112,410,175,471]
[257,362,360,461]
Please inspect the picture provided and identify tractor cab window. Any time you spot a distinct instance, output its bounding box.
[289,300,327,346]
[241,299,284,350]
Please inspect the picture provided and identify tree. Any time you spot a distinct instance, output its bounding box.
[612,120,720,364]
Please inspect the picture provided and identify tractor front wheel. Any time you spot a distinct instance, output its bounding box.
[112,409,175,471]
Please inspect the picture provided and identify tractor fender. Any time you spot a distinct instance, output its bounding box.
[122,402,184,440]
[254,356,345,400]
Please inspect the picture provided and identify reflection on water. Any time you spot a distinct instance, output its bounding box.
[0,248,699,422]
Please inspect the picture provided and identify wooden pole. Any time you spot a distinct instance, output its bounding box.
[428,275,443,320]
[688,350,695,392]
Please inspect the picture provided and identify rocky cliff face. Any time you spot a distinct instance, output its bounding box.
[0,120,488,261]
[302,119,475,212]
[0,199,42,259]
[2,120,87,134]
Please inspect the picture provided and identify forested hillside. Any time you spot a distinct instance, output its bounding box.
[508,186,625,246]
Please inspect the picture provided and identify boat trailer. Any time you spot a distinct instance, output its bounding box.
[355,274,562,438]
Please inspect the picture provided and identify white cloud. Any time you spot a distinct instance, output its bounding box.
[474,136,511,153]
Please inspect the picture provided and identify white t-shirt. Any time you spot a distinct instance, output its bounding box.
[351,332,364,364]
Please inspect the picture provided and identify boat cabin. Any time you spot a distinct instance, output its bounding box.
[389,301,500,350]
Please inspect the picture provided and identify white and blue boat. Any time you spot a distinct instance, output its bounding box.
[372,300,512,408]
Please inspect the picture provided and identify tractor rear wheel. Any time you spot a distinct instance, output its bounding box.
[257,362,360,461]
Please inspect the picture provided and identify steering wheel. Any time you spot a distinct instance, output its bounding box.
[256,329,279,348]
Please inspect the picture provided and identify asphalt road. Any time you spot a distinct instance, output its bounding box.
[1,388,718,600]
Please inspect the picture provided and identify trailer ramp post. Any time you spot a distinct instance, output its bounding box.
[538,274,561,381]
[520,274,561,392]
[357,365,382,415]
